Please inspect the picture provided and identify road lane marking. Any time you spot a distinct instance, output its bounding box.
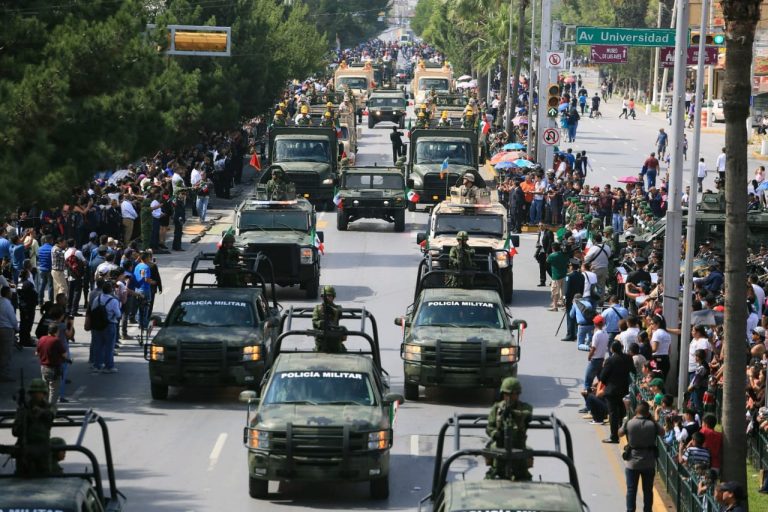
[208,433,228,471]
[317,220,328,228]
[410,434,419,456]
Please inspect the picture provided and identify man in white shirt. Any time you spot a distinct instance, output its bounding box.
[171,166,186,194]
[715,147,726,185]
[581,262,598,305]
[696,157,707,193]
[120,195,138,247]
[582,315,609,401]
[583,234,611,301]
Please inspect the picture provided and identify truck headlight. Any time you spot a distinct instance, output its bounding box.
[248,429,270,450]
[428,249,440,257]
[301,247,314,264]
[403,344,422,361]
[376,111,382,116]
[383,200,390,206]
[322,178,334,185]
[150,345,164,362]
[500,346,518,363]
[367,430,390,450]
[243,345,262,361]
[496,251,509,268]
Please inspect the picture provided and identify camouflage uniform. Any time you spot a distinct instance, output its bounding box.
[312,287,346,352]
[320,115,334,127]
[266,173,291,201]
[12,380,54,477]
[486,378,534,481]
[462,114,477,130]
[214,236,243,287]
[415,117,429,129]
[447,232,475,287]
[296,115,312,126]
[271,114,287,128]
[437,117,452,128]
[458,184,478,204]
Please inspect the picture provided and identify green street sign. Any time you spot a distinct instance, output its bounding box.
[547,107,558,117]
[576,26,686,48]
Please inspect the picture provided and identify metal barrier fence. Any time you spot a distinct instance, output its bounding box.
[655,436,720,512]
[748,427,768,472]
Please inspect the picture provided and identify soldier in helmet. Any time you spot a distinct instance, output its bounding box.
[12,378,55,476]
[312,285,347,353]
[462,106,477,129]
[271,109,287,128]
[325,101,335,117]
[296,105,312,126]
[437,110,452,128]
[320,111,335,127]
[415,111,429,129]
[458,172,479,204]
[447,231,475,287]
[214,233,243,287]
[49,436,67,474]
[486,377,534,481]
[266,166,292,200]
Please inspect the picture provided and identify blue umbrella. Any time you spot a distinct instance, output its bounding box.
[495,161,518,170]
[502,142,526,151]
[514,159,533,168]
[558,103,568,112]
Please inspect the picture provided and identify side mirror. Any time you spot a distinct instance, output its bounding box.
[239,390,259,404]
[384,393,405,405]
[511,319,527,330]
[316,231,324,243]
[406,178,414,188]
[416,233,426,245]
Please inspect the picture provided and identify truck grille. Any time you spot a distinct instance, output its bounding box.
[270,425,366,458]
[422,173,460,202]
[287,173,320,193]
[422,340,500,368]
[245,244,300,280]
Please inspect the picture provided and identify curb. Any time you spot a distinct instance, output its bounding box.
[752,151,768,162]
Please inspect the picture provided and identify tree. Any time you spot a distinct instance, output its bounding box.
[507,0,528,135]
[302,0,390,48]
[720,0,761,491]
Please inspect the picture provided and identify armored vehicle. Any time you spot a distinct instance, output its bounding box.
[367,89,407,128]
[396,265,526,401]
[267,127,340,209]
[419,414,586,512]
[416,192,518,301]
[335,167,407,232]
[0,408,126,512]
[406,128,479,210]
[145,252,280,400]
[411,60,453,106]
[240,308,403,500]
[233,184,322,298]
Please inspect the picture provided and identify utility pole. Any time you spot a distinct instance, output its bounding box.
[527,0,537,154]
[706,0,715,126]
[651,2,662,106]
[535,0,553,167]
[504,0,515,135]
[662,0,689,399]
[678,0,709,408]
[658,0,678,111]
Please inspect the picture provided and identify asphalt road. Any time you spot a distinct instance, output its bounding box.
[2,67,741,510]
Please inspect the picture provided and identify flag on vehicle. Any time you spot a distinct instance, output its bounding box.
[334,117,342,139]
[439,157,449,179]
[312,227,324,255]
[407,117,412,138]
[333,189,342,207]
[217,226,235,249]
[504,235,518,257]
[406,188,420,203]
[249,152,262,171]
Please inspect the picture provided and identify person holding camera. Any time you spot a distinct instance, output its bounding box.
[619,400,662,512]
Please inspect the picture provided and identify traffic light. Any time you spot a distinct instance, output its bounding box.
[691,32,726,46]
[546,84,560,117]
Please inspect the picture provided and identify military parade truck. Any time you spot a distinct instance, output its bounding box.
[418,414,586,512]
[145,252,281,399]
[239,308,403,500]
[367,88,407,128]
[416,190,517,301]
[335,166,407,232]
[395,265,526,401]
[434,93,468,124]
[268,127,340,209]
[411,61,453,105]
[334,62,375,118]
[233,185,323,299]
[0,408,127,512]
[406,128,479,211]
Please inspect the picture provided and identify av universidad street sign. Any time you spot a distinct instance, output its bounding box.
[576,27,686,48]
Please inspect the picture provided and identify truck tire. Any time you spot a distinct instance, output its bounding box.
[368,116,375,129]
[249,477,268,499]
[404,382,419,401]
[370,476,389,500]
[394,210,405,232]
[399,117,405,129]
[337,210,349,231]
[407,201,416,212]
[151,383,168,400]
[502,268,514,304]
[305,274,320,300]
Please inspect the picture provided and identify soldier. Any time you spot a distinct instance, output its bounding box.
[266,167,292,201]
[437,110,452,128]
[320,111,334,127]
[486,377,534,481]
[296,105,312,126]
[325,101,335,118]
[429,86,438,102]
[271,109,287,128]
[418,103,430,121]
[12,378,55,477]
[447,231,475,287]
[462,106,477,130]
[312,285,346,353]
[414,111,429,129]
[49,436,66,474]
[213,234,243,288]
[458,172,479,204]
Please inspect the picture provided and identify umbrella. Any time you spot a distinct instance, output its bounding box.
[512,116,529,126]
[514,158,534,168]
[503,143,526,151]
[558,103,569,112]
[564,76,576,84]
[467,79,478,87]
[489,151,512,165]
[457,74,472,81]
[455,82,472,89]
[493,151,525,164]
[494,161,518,170]
[616,175,641,184]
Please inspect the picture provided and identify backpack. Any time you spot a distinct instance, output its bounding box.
[90,296,114,331]
[576,300,596,323]
[66,253,85,279]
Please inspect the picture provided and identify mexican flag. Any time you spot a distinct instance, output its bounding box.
[406,188,420,203]
[332,189,342,207]
[504,235,518,257]
[217,226,235,249]
[334,117,342,139]
[312,227,325,255]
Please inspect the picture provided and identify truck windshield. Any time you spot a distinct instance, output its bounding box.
[273,139,330,163]
[418,78,449,91]
[369,97,404,108]
[414,300,504,329]
[344,174,404,189]
[337,77,368,90]
[263,371,376,406]
[168,300,255,327]
[434,214,504,237]
[239,210,309,232]
[415,140,473,165]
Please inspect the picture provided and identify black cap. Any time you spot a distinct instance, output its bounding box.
[718,481,745,500]
[569,258,581,266]
[635,256,648,265]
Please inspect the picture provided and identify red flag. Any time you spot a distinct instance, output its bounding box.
[249,153,261,170]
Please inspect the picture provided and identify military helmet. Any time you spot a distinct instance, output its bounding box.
[420,103,427,110]
[222,233,235,244]
[28,378,47,394]
[272,167,285,176]
[300,105,309,114]
[326,101,334,107]
[417,111,425,118]
[463,172,475,183]
[321,285,336,297]
[456,231,469,241]
[500,376,522,394]
[275,110,284,116]
[50,437,66,448]
[441,110,448,119]
[604,226,615,234]
[324,111,332,118]
[278,102,286,108]
[466,106,474,115]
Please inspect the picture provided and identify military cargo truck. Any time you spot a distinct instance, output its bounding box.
[411,60,453,105]
[334,62,375,118]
